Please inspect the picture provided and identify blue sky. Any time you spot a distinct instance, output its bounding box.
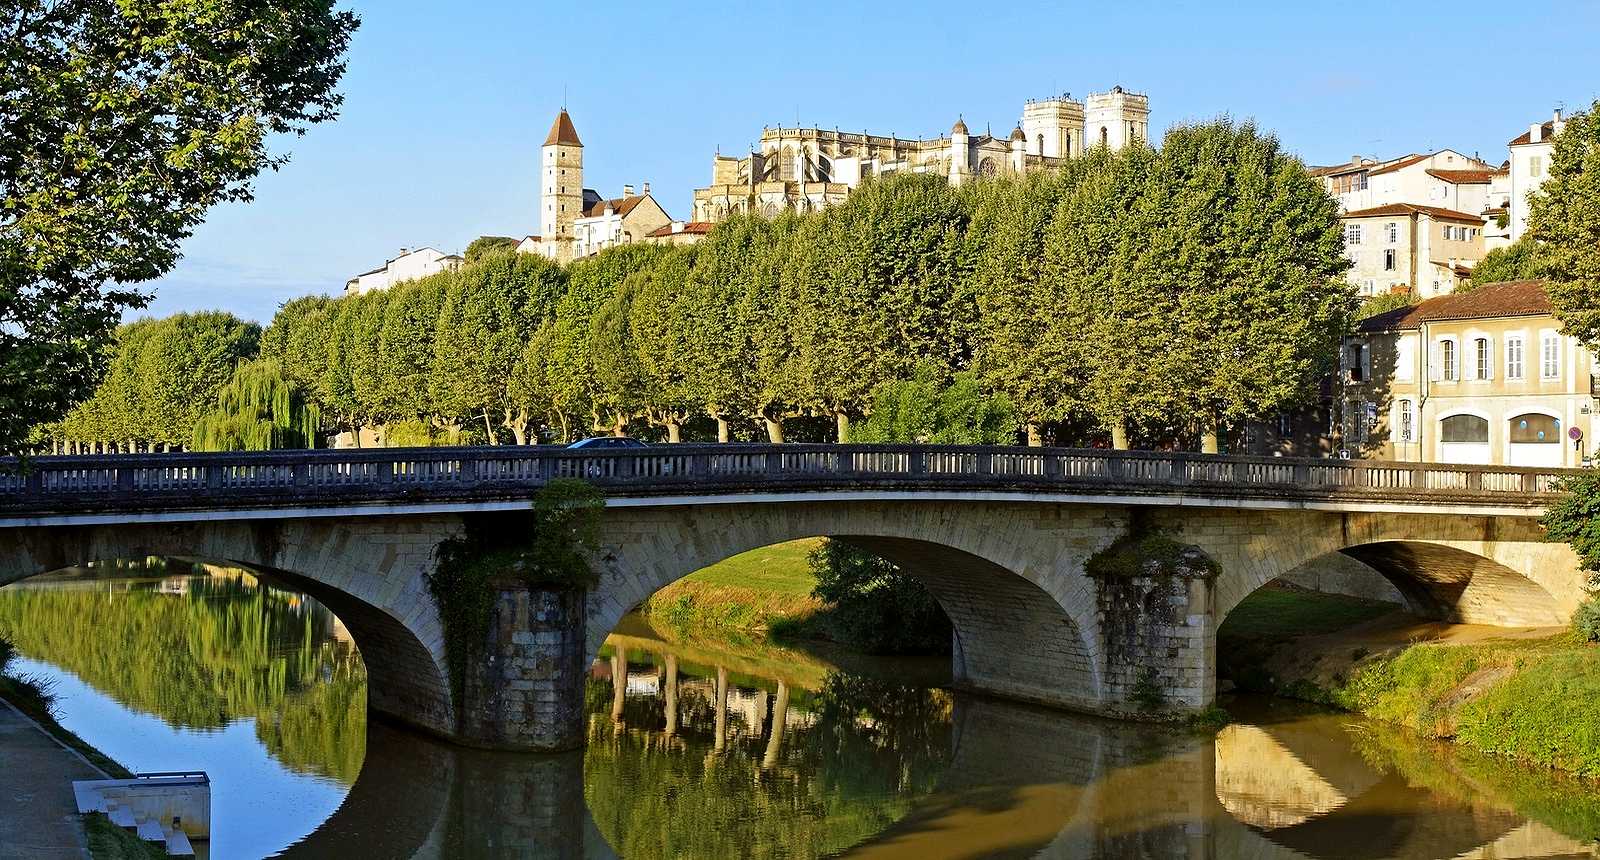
[140,0,1600,324]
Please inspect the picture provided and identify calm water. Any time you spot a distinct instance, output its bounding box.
[2,567,1598,859]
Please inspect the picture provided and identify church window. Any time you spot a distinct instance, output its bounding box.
[1064,137,1071,158]
[1036,134,1044,155]
[1100,126,1108,146]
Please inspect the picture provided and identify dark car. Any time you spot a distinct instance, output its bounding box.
[565,437,648,449]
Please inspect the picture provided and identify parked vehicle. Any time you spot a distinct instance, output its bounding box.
[565,437,648,450]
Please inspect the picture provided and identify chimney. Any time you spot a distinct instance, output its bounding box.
[398,247,409,256]
[1531,122,1543,143]
[642,181,650,195]
[1351,155,1362,165]
[623,183,635,197]
[1555,108,1564,122]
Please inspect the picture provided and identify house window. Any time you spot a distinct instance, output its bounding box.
[1344,223,1363,245]
[1347,400,1369,443]
[1530,156,1544,177]
[1441,338,1457,380]
[1384,249,1397,271]
[1386,222,1398,243]
[1398,400,1414,442]
[1541,333,1560,379]
[1475,337,1491,380]
[1510,413,1561,443]
[1506,336,1525,379]
[1441,414,1489,443]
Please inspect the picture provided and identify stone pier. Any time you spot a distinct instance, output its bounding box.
[458,582,587,751]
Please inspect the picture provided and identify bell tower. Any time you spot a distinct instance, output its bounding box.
[1084,86,1150,151]
[540,109,584,260]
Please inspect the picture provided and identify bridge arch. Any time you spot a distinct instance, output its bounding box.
[1200,510,1579,629]
[590,501,1108,711]
[0,518,456,737]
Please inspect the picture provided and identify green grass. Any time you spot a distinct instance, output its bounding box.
[641,539,823,633]
[83,812,169,860]
[1218,586,1399,641]
[674,539,821,595]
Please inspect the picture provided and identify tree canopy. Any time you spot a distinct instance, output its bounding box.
[1531,100,1600,347]
[1,1,359,454]
[34,120,1355,454]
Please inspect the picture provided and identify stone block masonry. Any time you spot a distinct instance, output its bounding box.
[459,583,586,752]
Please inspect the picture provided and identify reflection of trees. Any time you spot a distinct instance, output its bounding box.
[583,664,952,860]
[0,575,366,783]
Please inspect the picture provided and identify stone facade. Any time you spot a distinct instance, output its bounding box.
[692,87,1150,223]
[460,583,586,751]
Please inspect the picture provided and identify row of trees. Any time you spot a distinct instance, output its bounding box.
[41,119,1356,452]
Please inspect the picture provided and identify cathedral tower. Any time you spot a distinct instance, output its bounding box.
[1084,86,1150,151]
[1021,94,1084,159]
[540,110,584,260]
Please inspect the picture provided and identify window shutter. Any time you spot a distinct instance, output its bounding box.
[1484,336,1494,380]
[1360,344,1372,382]
[1429,341,1443,381]
[1339,341,1352,373]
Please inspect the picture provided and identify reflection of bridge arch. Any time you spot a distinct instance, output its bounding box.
[0,520,457,738]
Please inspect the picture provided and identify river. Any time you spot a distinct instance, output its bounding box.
[0,565,1596,859]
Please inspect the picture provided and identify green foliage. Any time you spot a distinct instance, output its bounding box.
[855,365,1017,445]
[0,1,358,454]
[1355,290,1417,320]
[1466,237,1544,288]
[1085,532,1219,581]
[56,311,261,448]
[427,480,604,703]
[191,359,322,450]
[464,236,518,262]
[1541,469,1600,589]
[83,811,170,860]
[1533,100,1600,347]
[799,540,950,655]
[1130,666,1165,711]
[0,573,364,782]
[1046,119,1352,443]
[1574,597,1600,642]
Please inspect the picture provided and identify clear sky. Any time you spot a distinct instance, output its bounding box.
[139,0,1600,324]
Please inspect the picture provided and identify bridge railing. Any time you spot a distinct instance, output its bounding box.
[0,444,1580,513]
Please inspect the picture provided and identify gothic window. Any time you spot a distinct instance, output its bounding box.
[1064,136,1071,158]
[977,158,997,176]
[780,146,796,181]
[1100,126,1108,147]
[1036,134,1044,156]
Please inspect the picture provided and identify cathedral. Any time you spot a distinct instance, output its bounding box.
[691,87,1150,223]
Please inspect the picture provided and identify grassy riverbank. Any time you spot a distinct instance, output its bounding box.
[0,638,131,779]
[1219,585,1600,780]
[641,539,824,632]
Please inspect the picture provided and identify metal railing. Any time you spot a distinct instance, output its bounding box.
[0,444,1579,517]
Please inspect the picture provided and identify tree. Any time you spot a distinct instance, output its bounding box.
[626,247,700,441]
[0,1,358,454]
[1356,291,1417,320]
[966,170,1081,445]
[191,359,322,450]
[464,236,518,263]
[806,540,950,655]
[1048,121,1352,451]
[56,311,260,449]
[1466,238,1543,288]
[1531,101,1600,347]
[677,215,767,442]
[855,365,1016,445]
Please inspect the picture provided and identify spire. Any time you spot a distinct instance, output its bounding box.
[544,110,582,147]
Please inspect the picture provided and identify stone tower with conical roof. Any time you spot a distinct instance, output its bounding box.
[540,109,583,262]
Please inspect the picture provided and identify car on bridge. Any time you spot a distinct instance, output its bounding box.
[566,437,648,450]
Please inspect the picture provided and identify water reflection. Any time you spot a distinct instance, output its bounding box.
[4,569,1598,859]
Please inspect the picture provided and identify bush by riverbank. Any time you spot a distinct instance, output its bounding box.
[640,540,824,632]
[1218,586,1600,781]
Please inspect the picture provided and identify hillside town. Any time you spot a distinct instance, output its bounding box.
[344,94,1583,469]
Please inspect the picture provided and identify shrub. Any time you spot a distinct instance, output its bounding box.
[803,539,951,655]
[1575,596,1600,643]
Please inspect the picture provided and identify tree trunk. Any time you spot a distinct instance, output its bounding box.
[1025,423,1043,447]
[666,421,682,443]
[1201,419,1220,454]
[835,411,851,443]
[1111,422,1129,451]
[482,412,499,446]
[611,414,627,437]
[764,417,785,443]
[715,416,730,443]
[557,413,571,444]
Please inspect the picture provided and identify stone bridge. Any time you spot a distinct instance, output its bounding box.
[0,445,1587,750]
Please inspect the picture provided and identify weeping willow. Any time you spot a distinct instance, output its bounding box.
[191,359,322,450]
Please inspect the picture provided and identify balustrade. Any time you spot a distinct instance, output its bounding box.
[0,444,1579,513]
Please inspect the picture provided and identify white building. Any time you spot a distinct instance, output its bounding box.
[344,246,463,296]
[1508,110,1568,242]
[1313,149,1500,215]
[571,185,672,259]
